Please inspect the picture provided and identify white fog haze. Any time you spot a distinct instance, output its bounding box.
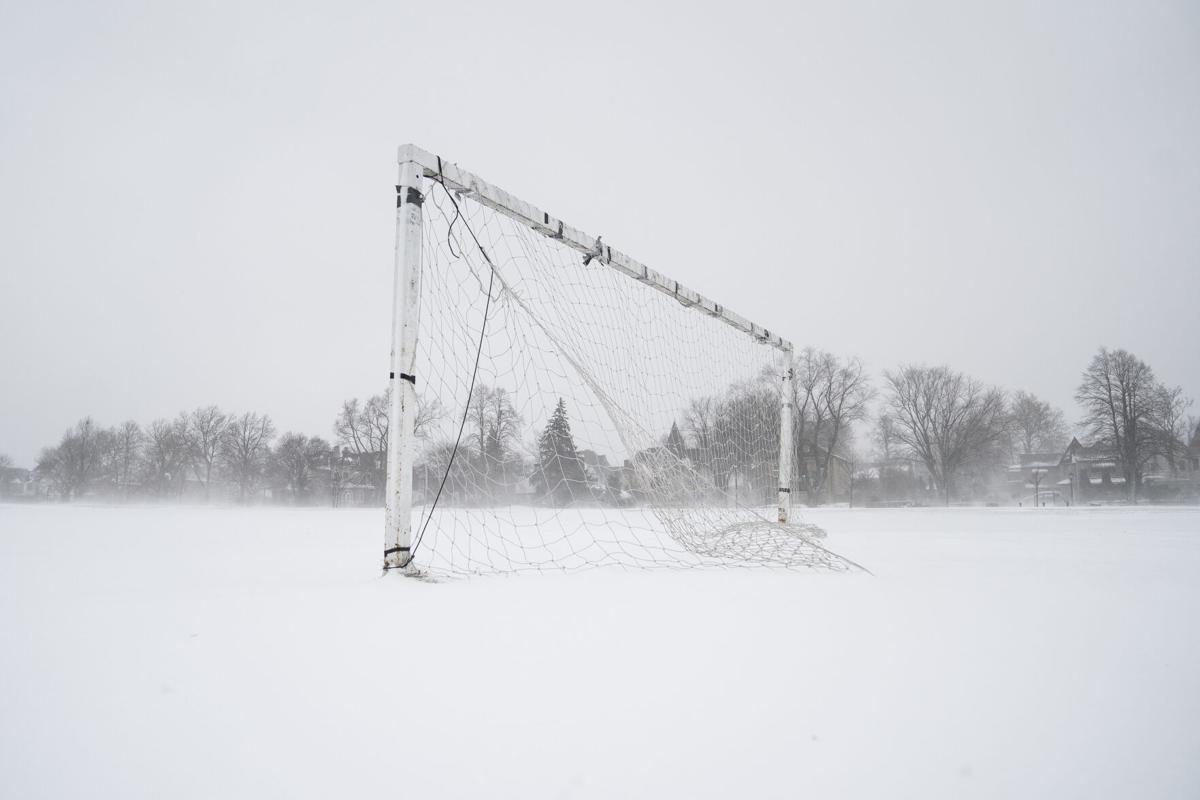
[2,0,1197,466]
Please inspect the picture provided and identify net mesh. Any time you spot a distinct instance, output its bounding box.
[404,178,860,576]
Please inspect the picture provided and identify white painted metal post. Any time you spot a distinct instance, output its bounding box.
[777,353,794,524]
[384,155,424,571]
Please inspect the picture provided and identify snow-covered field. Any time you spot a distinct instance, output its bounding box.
[1,504,1198,799]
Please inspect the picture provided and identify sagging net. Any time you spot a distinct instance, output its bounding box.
[404,178,861,576]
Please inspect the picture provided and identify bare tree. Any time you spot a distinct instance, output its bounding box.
[883,365,1009,506]
[143,417,190,497]
[335,392,390,495]
[272,433,331,504]
[468,384,492,467]
[683,396,717,452]
[712,376,779,503]
[465,384,522,491]
[1075,348,1162,501]
[185,406,230,500]
[422,437,473,500]
[221,412,275,501]
[812,355,873,502]
[683,395,726,490]
[871,412,912,500]
[336,388,445,499]
[1151,384,1194,475]
[873,413,899,462]
[105,421,144,499]
[0,453,11,499]
[791,347,825,492]
[1009,391,1070,455]
[414,394,445,440]
[485,388,522,489]
[781,348,873,503]
[693,352,871,505]
[37,418,106,500]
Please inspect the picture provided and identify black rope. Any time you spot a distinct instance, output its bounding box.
[437,156,463,260]
[401,177,496,570]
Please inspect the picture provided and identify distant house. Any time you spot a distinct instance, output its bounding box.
[335,448,385,506]
[793,442,854,505]
[627,438,859,506]
[1141,431,1200,500]
[0,466,55,500]
[577,449,624,499]
[860,456,935,506]
[1056,437,1197,504]
[1006,452,1070,505]
[1057,439,1128,503]
[629,444,700,502]
[627,440,751,504]
[0,467,33,499]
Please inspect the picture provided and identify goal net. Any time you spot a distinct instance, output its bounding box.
[385,146,860,577]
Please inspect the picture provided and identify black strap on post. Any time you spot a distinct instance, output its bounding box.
[396,185,424,208]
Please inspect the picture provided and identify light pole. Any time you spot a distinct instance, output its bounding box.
[848,460,855,508]
[1070,452,1077,506]
[1031,467,1046,507]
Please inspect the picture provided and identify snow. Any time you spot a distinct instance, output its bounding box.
[395,504,855,575]
[1,504,1198,798]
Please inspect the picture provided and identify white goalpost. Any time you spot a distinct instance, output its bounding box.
[383,144,853,576]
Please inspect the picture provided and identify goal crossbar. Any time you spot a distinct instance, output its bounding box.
[398,144,792,353]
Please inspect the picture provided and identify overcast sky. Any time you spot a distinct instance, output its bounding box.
[1,0,1197,466]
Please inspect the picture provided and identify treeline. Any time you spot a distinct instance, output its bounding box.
[873,347,1196,504]
[30,410,318,503]
[669,345,1196,506]
[22,392,433,504]
[5,346,1196,508]
[14,386,613,508]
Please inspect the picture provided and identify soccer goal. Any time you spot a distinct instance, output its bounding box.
[383,145,855,576]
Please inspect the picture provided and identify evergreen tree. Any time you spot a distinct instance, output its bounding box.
[534,398,587,506]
